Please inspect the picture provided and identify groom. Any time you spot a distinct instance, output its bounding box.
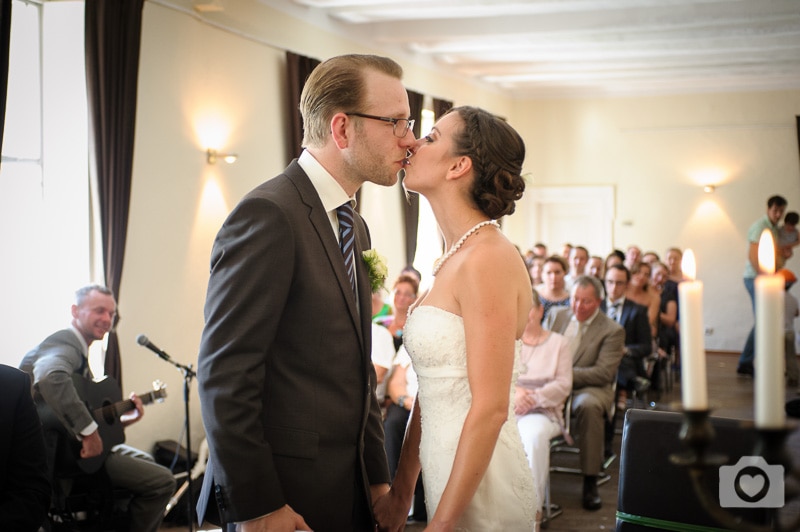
[196,54,417,531]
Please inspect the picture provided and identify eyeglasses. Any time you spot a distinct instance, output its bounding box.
[345,112,415,138]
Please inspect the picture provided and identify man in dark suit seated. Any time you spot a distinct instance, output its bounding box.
[19,284,175,532]
[0,364,51,531]
[544,275,624,511]
[601,264,653,402]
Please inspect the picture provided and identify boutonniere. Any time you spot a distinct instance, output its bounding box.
[362,249,388,292]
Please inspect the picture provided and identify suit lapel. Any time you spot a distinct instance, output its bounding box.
[552,310,587,364]
[620,301,632,325]
[287,163,366,350]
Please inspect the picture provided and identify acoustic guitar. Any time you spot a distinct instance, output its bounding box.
[39,375,167,473]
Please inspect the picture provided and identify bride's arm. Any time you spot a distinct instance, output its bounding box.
[427,243,527,530]
[374,397,422,532]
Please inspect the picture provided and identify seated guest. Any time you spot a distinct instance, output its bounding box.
[565,245,590,289]
[665,247,685,283]
[640,250,660,265]
[626,261,660,338]
[587,255,604,281]
[535,255,571,321]
[561,242,573,261]
[624,245,642,271]
[515,290,573,518]
[0,364,51,531]
[652,261,679,363]
[532,242,548,258]
[602,264,652,406]
[375,274,419,350]
[528,255,545,286]
[604,250,624,271]
[544,276,624,511]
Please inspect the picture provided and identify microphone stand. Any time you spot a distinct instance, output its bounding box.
[157,354,197,532]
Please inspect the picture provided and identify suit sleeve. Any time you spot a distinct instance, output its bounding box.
[625,305,653,360]
[198,196,294,522]
[0,367,51,531]
[573,325,625,389]
[30,341,95,437]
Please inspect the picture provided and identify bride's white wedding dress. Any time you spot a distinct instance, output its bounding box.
[404,306,537,530]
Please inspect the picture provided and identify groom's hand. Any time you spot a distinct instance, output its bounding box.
[373,488,412,532]
[238,505,312,532]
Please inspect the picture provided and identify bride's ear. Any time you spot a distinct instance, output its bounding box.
[446,155,473,181]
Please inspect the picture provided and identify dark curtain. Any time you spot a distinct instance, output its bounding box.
[401,90,423,267]
[433,97,453,120]
[85,0,144,387]
[0,0,11,164]
[286,51,320,165]
[796,116,800,169]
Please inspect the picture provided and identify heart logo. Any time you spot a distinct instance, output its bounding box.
[734,466,770,503]
[738,474,765,498]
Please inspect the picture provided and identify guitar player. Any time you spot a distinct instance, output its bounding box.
[19,284,175,532]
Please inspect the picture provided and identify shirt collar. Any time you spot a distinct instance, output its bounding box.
[68,325,89,356]
[298,149,356,213]
[607,297,625,307]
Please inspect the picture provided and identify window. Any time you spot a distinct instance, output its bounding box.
[0,1,90,367]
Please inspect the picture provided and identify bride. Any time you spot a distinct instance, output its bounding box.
[374,106,537,531]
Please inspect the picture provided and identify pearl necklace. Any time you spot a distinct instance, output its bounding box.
[432,220,498,276]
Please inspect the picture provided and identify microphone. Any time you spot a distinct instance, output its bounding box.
[136,334,172,362]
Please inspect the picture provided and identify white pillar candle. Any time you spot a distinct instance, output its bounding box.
[679,249,708,410]
[755,230,785,428]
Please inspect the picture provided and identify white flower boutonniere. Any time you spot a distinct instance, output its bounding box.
[362,249,388,293]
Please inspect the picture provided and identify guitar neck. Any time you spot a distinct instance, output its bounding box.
[93,390,161,419]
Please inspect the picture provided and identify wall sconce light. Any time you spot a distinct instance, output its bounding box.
[194,0,224,13]
[207,149,237,165]
[703,185,716,194]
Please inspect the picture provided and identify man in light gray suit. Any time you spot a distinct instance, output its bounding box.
[197,54,417,532]
[544,275,624,511]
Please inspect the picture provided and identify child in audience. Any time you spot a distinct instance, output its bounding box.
[778,211,800,261]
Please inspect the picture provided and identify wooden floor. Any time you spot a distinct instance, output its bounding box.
[163,353,800,532]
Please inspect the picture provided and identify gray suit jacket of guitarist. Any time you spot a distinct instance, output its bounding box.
[197,160,390,529]
[544,307,625,417]
[20,328,94,437]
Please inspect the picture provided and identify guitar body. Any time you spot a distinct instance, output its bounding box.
[38,375,166,474]
[72,376,126,474]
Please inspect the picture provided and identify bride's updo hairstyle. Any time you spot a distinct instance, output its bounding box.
[448,106,526,219]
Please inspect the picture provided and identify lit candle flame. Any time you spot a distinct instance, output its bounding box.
[758,229,776,274]
[682,249,696,281]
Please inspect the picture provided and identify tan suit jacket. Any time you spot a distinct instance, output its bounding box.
[545,307,624,474]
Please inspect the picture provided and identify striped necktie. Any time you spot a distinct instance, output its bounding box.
[608,302,620,322]
[336,203,356,294]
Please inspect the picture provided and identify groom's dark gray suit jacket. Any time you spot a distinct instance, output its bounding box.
[197,160,389,530]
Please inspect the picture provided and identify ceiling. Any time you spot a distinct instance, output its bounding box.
[267,0,800,99]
